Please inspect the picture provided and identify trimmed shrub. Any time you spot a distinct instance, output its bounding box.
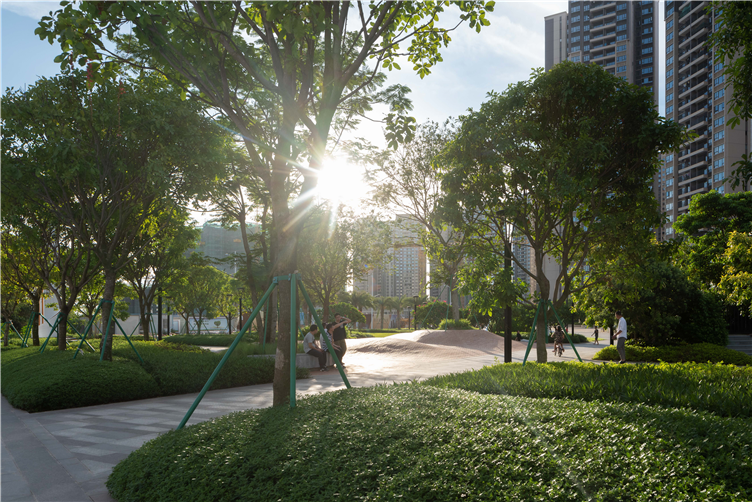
[106,384,751,502]
[423,361,751,418]
[593,342,752,366]
[1,339,309,412]
[1,346,161,413]
[437,318,474,330]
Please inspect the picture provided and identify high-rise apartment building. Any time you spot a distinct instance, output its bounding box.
[546,1,659,107]
[353,215,426,299]
[545,11,568,70]
[656,0,750,241]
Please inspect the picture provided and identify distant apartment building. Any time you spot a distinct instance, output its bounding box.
[656,0,750,241]
[545,0,659,107]
[190,222,259,275]
[353,215,426,300]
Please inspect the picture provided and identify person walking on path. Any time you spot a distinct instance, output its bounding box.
[593,327,600,345]
[612,311,627,363]
[332,313,350,364]
[303,324,327,372]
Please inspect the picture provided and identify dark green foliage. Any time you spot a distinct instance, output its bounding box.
[437,318,474,330]
[107,384,751,502]
[1,339,309,412]
[324,302,366,324]
[594,343,752,366]
[424,361,751,418]
[163,334,254,347]
[0,346,160,413]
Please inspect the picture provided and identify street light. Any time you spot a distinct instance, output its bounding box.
[413,296,419,330]
[237,288,243,332]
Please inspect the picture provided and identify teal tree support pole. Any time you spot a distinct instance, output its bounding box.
[40,313,63,353]
[298,276,351,389]
[66,321,96,352]
[548,300,582,362]
[290,274,298,408]
[99,300,116,361]
[522,299,545,366]
[114,319,145,364]
[22,311,36,347]
[73,301,104,360]
[177,281,278,431]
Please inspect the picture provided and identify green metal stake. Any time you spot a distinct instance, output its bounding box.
[6,322,24,344]
[66,321,96,352]
[177,281,278,431]
[298,276,351,389]
[99,300,116,361]
[22,311,36,348]
[39,313,63,353]
[262,293,270,354]
[522,299,545,366]
[547,300,583,362]
[290,273,298,408]
[114,318,145,364]
[73,301,104,360]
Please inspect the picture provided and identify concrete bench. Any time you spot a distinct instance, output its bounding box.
[249,352,335,368]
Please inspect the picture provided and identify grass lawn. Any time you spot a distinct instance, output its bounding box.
[108,378,751,502]
[350,328,415,338]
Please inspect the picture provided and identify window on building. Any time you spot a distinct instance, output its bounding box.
[617,13,627,21]
[665,166,674,175]
[666,190,673,198]
[643,27,653,35]
[666,105,674,114]
[714,20,723,31]
[666,93,673,102]
[666,19,674,29]
[617,44,627,52]
[667,56,674,65]
[714,103,725,113]
[617,55,627,62]
[713,172,725,182]
[714,117,725,127]
[583,44,590,51]
[571,45,581,52]
[642,67,653,74]
[666,154,674,163]
[584,55,590,62]
[666,80,673,90]
[571,56,581,62]
[714,63,723,73]
[641,46,652,53]
[666,44,673,54]
[714,130,725,141]
[616,3,627,10]
[714,75,725,86]
[617,34,627,41]
[718,186,725,194]
[571,15,581,22]
[583,3,589,10]
[666,178,673,187]
[583,24,590,31]
[641,56,653,64]
[571,36,581,43]
[714,89,725,99]
[643,37,653,44]
[617,65,627,72]
[617,24,627,31]
[642,7,653,14]
[572,4,581,12]
[713,158,725,169]
[667,31,674,41]
[666,202,674,211]
[714,144,725,155]
[667,68,674,78]
[572,25,581,33]
[667,5,674,15]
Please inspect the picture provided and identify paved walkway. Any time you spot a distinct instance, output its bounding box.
[1,338,609,502]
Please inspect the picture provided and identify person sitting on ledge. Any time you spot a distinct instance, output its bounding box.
[321,322,344,368]
[303,324,327,372]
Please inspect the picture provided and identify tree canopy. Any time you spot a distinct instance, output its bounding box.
[441,62,688,362]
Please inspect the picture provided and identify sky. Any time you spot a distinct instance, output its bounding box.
[2,1,666,217]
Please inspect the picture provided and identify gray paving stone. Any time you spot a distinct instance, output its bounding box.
[79,459,115,476]
[0,471,33,500]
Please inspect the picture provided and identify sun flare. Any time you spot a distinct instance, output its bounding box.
[314,156,369,207]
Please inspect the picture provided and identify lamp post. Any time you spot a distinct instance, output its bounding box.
[226,294,233,335]
[413,296,419,330]
[157,288,163,341]
[164,298,172,337]
[237,288,243,332]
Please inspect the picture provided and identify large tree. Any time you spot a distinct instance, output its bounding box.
[441,62,688,362]
[39,0,494,404]
[2,71,228,359]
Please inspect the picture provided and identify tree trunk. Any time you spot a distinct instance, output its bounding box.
[99,269,117,361]
[31,293,41,346]
[535,307,548,363]
[56,309,69,350]
[3,321,9,347]
[451,289,461,321]
[140,311,151,341]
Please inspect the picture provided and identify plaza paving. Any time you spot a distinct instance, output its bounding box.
[1,329,749,501]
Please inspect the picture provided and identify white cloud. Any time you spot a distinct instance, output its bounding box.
[1,1,61,20]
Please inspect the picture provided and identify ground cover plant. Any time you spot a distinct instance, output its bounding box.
[1,338,309,412]
[107,384,751,502]
[164,335,304,355]
[423,361,751,418]
[593,342,752,366]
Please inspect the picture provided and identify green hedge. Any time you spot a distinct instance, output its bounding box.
[107,384,751,502]
[164,335,303,354]
[1,339,309,413]
[422,361,751,418]
[437,318,475,330]
[593,342,752,366]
